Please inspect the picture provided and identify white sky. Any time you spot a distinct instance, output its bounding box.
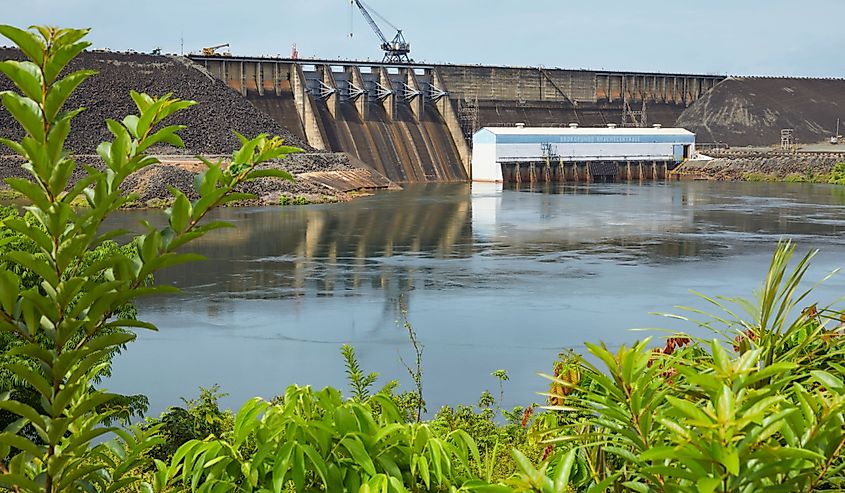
[2,0,843,77]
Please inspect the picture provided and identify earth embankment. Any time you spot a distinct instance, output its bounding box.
[677,151,844,181]
[677,77,845,147]
[0,49,309,153]
[0,49,395,202]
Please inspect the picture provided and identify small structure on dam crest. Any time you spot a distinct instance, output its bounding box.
[471,124,695,183]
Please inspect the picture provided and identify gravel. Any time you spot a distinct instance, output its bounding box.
[677,77,845,147]
[680,154,844,181]
[0,48,385,205]
[0,48,310,154]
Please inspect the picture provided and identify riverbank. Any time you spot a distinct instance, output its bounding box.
[676,150,845,183]
[0,152,395,207]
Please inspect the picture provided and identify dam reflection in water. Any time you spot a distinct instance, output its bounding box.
[108,182,845,415]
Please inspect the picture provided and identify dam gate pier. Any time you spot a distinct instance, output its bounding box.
[501,160,673,184]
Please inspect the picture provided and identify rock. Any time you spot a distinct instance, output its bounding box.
[0,48,310,154]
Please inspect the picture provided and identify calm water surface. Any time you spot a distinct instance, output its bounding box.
[107,181,845,414]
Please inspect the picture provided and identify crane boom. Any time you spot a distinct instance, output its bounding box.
[352,0,389,46]
[350,0,411,63]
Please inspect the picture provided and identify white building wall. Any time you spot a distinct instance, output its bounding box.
[471,142,501,181]
[470,127,695,182]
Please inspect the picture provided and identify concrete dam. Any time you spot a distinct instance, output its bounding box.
[189,55,724,183]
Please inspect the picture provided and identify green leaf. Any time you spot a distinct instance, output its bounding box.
[4,177,51,210]
[44,69,96,121]
[233,397,268,447]
[811,370,844,392]
[341,436,376,476]
[0,60,43,101]
[622,481,649,493]
[552,448,576,493]
[1,91,45,142]
[0,25,45,66]
[0,431,44,457]
[272,441,294,493]
[0,270,20,314]
[695,478,721,493]
[43,36,91,84]
[138,125,187,152]
[715,446,739,476]
[5,363,52,399]
[4,251,59,287]
[0,400,46,430]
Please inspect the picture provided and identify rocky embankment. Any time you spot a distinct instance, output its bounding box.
[677,151,845,181]
[0,152,391,207]
[0,49,393,204]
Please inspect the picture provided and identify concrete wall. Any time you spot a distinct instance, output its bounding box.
[191,56,468,182]
[436,65,723,105]
[189,55,726,181]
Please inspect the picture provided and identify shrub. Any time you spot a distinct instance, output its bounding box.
[0,24,296,492]
[740,172,778,182]
[526,242,845,492]
[828,162,845,185]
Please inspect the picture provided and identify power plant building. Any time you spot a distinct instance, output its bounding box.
[471,125,696,182]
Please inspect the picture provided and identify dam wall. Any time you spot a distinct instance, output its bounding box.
[188,55,726,181]
[435,65,724,139]
[192,57,468,182]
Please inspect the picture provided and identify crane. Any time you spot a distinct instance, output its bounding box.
[201,43,230,56]
[349,0,411,63]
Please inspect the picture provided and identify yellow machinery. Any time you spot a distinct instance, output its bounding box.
[201,43,230,56]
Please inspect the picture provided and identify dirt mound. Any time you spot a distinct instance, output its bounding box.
[0,48,310,154]
[677,77,845,147]
[679,154,843,181]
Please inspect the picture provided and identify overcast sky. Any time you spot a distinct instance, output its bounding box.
[2,0,842,77]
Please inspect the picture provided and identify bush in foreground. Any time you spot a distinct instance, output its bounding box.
[0,24,843,493]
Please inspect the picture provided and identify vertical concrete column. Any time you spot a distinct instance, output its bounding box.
[377,67,396,120]
[239,61,246,97]
[638,162,644,181]
[320,65,339,119]
[626,162,631,181]
[619,74,628,102]
[403,68,424,119]
[256,62,264,96]
[291,63,327,150]
[652,161,658,180]
[348,65,367,117]
[432,68,472,178]
[632,76,638,102]
[273,63,281,96]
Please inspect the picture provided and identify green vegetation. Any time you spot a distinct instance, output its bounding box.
[740,171,779,182]
[0,24,843,493]
[829,162,845,185]
[743,162,845,185]
[0,24,296,492]
[278,194,311,206]
[0,189,23,201]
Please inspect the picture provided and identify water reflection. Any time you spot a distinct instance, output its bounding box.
[108,181,845,415]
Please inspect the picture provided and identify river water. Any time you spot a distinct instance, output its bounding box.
[107,181,845,415]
